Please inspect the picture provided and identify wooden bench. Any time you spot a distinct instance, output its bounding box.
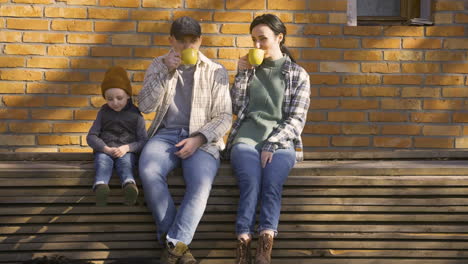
[2,153,468,264]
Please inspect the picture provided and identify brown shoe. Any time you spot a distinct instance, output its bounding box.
[255,233,273,264]
[95,184,110,206]
[236,237,252,264]
[179,249,197,264]
[160,241,188,264]
[123,182,138,205]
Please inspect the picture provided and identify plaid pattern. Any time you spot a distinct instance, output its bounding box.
[138,51,232,159]
[226,56,310,161]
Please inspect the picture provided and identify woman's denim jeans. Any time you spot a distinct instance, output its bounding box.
[230,143,296,236]
[93,152,137,188]
[138,128,220,245]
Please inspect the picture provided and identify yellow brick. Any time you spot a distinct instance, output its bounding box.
[132,72,145,82]
[142,0,181,8]
[236,36,253,47]
[414,137,454,148]
[320,38,359,48]
[53,122,91,132]
[202,36,235,47]
[0,19,4,28]
[344,51,382,61]
[70,58,112,69]
[343,26,382,36]
[7,18,48,30]
[302,50,341,60]
[361,87,399,97]
[426,26,465,37]
[306,112,326,121]
[0,82,24,93]
[90,72,105,82]
[201,24,218,34]
[59,147,92,153]
[295,13,328,23]
[426,75,464,86]
[320,87,358,97]
[340,99,379,109]
[215,60,237,71]
[362,63,400,73]
[68,34,108,44]
[10,122,51,133]
[456,138,468,148]
[173,11,212,21]
[320,62,359,73]
[268,0,306,10]
[221,24,250,34]
[51,20,93,31]
[1,70,42,81]
[424,99,464,110]
[134,47,169,58]
[38,135,81,145]
[382,99,421,110]
[0,57,24,67]
[369,112,408,122]
[434,0,465,11]
[455,13,468,23]
[383,26,424,36]
[91,96,106,107]
[384,51,423,61]
[286,24,303,35]
[443,39,468,49]
[213,12,252,22]
[383,75,422,85]
[27,83,68,94]
[56,0,96,5]
[332,136,369,147]
[70,84,100,95]
[75,109,99,120]
[454,113,468,122]
[45,71,87,82]
[426,51,466,61]
[443,88,468,97]
[91,47,132,57]
[328,112,366,122]
[411,113,450,123]
[4,44,46,55]
[47,96,89,107]
[287,37,316,47]
[32,109,73,120]
[187,0,224,9]
[14,0,54,3]
[138,22,171,33]
[328,13,347,24]
[99,0,139,7]
[342,124,378,135]
[95,21,136,32]
[382,125,421,135]
[254,12,293,23]
[0,109,28,119]
[0,135,35,146]
[27,57,69,69]
[362,38,400,48]
[219,48,249,59]
[403,38,442,49]
[343,75,380,85]
[131,10,171,21]
[434,13,453,24]
[309,99,339,109]
[309,0,347,11]
[402,63,440,73]
[302,136,329,147]
[0,123,7,133]
[0,5,42,17]
[374,137,412,148]
[23,32,65,43]
[89,8,128,19]
[112,34,150,45]
[443,63,468,74]
[114,59,151,71]
[300,62,318,73]
[48,46,89,56]
[226,0,264,9]
[304,25,342,36]
[45,7,86,18]
[303,124,340,134]
[401,87,440,98]
[423,125,460,136]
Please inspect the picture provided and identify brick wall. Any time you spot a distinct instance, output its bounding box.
[0,0,467,153]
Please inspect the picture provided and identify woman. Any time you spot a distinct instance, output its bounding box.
[226,14,311,264]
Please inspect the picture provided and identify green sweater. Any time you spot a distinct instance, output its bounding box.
[233,55,287,150]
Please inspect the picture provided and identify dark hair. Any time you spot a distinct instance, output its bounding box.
[249,14,295,63]
[170,16,201,40]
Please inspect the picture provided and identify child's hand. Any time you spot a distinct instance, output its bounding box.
[115,145,130,158]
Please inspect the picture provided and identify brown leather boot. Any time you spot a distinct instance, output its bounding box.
[179,249,197,264]
[255,233,273,264]
[160,241,188,264]
[236,237,252,264]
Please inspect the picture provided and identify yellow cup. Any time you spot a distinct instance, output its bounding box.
[181,48,198,65]
[248,48,265,66]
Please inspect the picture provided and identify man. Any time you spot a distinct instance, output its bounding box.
[137,16,232,264]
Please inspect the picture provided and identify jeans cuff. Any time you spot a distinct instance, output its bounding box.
[258,226,278,237]
[122,179,136,187]
[93,181,106,190]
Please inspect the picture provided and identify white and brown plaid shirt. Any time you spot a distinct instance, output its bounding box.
[138,51,232,159]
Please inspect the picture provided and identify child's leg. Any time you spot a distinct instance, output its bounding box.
[93,152,114,206]
[115,152,138,205]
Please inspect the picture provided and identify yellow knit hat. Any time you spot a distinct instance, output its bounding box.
[101,66,132,97]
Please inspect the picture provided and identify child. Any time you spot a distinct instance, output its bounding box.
[86,66,148,206]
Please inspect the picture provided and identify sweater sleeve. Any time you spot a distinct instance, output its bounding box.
[86,110,107,152]
[127,114,148,153]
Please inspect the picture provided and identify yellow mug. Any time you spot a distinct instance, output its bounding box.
[181,48,198,65]
[248,48,265,66]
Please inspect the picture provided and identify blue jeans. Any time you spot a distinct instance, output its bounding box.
[138,128,220,245]
[93,152,137,188]
[230,143,296,236]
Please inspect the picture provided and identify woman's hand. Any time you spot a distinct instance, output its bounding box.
[261,151,273,168]
[237,55,254,71]
[164,49,181,72]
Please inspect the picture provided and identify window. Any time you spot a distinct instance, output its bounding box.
[347,0,433,26]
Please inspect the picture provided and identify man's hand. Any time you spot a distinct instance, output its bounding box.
[175,134,207,159]
[261,151,273,168]
[237,55,254,71]
[164,49,181,72]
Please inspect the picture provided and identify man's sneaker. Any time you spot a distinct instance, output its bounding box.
[95,184,110,206]
[123,182,138,205]
[160,241,188,264]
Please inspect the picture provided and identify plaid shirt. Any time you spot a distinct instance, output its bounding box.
[226,56,310,161]
[138,51,232,159]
